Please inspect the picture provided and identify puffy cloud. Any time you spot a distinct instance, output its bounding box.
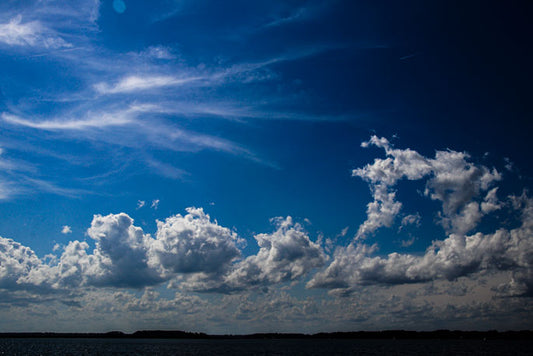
[399,213,421,244]
[353,136,432,239]
[222,217,326,291]
[41,213,162,289]
[58,213,163,288]
[0,236,49,289]
[400,236,416,247]
[0,209,328,294]
[85,213,163,287]
[308,137,526,295]
[148,208,241,275]
[53,240,93,287]
[308,194,533,295]
[481,187,501,214]
[354,136,501,238]
[355,191,402,240]
[425,150,501,234]
[400,213,421,229]
[61,225,72,234]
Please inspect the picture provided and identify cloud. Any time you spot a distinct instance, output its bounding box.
[146,46,176,60]
[0,183,10,200]
[94,75,202,94]
[61,225,72,234]
[0,40,353,197]
[1,111,133,131]
[134,45,176,60]
[137,200,145,209]
[92,44,344,96]
[353,136,432,239]
[21,177,90,198]
[48,214,163,289]
[148,208,241,275]
[1,104,267,185]
[425,150,501,234]
[399,213,421,232]
[2,104,259,157]
[339,226,349,237]
[87,213,164,287]
[262,3,326,29]
[0,208,329,295]
[151,199,159,209]
[63,213,162,288]
[0,146,65,200]
[0,149,15,200]
[0,15,71,49]
[1,200,532,332]
[308,193,533,295]
[307,137,524,295]
[221,217,326,291]
[400,235,416,247]
[264,8,309,28]
[353,136,501,238]
[0,145,90,199]
[0,236,51,289]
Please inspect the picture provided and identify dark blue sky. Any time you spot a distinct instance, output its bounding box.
[0,0,532,333]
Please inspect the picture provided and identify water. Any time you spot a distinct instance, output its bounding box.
[0,338,532,355]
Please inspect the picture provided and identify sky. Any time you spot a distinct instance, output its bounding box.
[0,0,532,333]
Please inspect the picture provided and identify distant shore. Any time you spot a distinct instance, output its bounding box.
[1,330,532,340]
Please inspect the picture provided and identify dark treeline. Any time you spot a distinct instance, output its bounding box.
[0,330,532,340]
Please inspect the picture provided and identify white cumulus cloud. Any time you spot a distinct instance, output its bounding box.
[148,208,241,275]
[354,136,501,238]
[222,216,326,291]
[308,194,533,296]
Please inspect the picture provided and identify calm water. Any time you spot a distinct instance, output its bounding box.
[0,338,532,355]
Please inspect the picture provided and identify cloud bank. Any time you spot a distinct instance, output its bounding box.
[0,135,532,332]
[308,137,531,296]
[0,208,324,293]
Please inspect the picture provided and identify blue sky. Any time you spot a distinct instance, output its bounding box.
[0,0,532,333]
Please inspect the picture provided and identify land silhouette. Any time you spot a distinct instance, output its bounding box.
[0,330,531,340]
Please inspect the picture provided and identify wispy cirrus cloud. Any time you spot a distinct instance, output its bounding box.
[1,112,132,130]
[0,0,353,201]
[22,177,92,198]
[91,43,346,93]
[263,2,327,29]
[0,146,38,200]
[1,103,268,172]
[2,105,205,147]
[94,75,203,94]
[135,45,177,60]
[0,15,71,49]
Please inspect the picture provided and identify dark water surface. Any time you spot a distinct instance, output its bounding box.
[0,338,532,355]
